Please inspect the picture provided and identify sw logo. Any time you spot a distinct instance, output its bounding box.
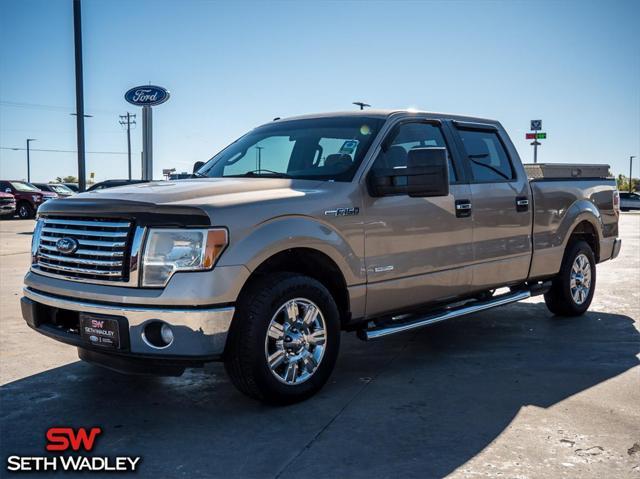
[46,427,102,452]
[6,427,141,472]
[90,319,104,329]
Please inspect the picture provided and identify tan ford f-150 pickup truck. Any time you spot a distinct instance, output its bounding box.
[21,110,621,404]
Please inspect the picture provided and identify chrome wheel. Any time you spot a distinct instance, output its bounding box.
[264,298,327,385]
[570,253,592,305]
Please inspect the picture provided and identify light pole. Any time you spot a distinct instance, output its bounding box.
[26,139,36,182]
[630,156,637,193]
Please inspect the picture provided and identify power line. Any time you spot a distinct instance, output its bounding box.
[0,100,118,115]
[1,146,128,155]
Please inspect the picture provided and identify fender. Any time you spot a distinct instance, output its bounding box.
[558,199,603,251]
[529,198,603,279]
[218,215,364,286]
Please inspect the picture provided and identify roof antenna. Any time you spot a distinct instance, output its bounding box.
[352,101,371,110]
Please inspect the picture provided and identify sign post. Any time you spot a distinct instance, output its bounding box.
[124,85,170,180]
[527,120,545,164]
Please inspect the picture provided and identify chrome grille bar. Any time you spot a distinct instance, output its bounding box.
[37,260,123,277]
[38,243,124,257]
[43,218,131,228]
[41,227,129,237]
[39,252,123,267]
[39,235,126,248]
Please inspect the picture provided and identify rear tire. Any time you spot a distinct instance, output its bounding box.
[224,272,340,404]
[544,240,596,316]
[17,202,34,219]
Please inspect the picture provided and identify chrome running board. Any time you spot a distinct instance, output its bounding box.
[358,290,532,341]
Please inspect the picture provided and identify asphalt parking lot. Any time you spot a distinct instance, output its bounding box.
[0,214,638,478]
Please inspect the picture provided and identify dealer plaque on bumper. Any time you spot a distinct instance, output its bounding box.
[79,314,121,349]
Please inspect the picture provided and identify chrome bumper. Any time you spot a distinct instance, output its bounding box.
[22,287,235,358]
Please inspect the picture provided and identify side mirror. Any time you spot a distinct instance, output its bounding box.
[368,147,449,198]
[193,161,205,174]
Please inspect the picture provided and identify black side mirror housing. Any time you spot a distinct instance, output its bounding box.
[193,161,205,174]
[368,147,449,198]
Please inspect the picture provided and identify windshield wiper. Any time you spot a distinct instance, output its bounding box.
[235,169,291,178]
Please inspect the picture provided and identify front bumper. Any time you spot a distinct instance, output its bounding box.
[0,204,16,215]
[21,287,235,373]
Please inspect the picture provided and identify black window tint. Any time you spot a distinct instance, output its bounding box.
[459,129,514,182]
[373,122,456,182]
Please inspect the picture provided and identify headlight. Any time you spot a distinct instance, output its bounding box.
[141,228,228,287]
[32,195,41,202]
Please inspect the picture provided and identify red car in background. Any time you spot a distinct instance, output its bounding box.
[0,180,57,219]
[0,191,16,218]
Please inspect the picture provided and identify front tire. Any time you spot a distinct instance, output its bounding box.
[224,273,340,404]
[544,240,596,316]
[17,202,35,219]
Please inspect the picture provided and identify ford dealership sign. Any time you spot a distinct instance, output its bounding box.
[124,85,170,106]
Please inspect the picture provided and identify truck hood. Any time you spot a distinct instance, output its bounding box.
[66,178,324,208]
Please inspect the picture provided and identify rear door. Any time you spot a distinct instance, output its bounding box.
[452,122,532,292]
[362,119,474,316]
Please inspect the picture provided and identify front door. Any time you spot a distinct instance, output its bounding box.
[362,120,474,317]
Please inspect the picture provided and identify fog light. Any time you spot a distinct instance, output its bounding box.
[142,321,174,349]
[160,323,174,345]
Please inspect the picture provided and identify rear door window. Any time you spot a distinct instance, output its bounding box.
[458,129,514,182]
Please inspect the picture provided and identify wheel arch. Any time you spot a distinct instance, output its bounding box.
[240,247,352,327]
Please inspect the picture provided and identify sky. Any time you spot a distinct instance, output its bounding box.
[0,0,638,183]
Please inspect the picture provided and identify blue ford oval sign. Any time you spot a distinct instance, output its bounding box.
[124,85,170,106]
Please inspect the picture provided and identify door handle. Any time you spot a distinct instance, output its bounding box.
[516,197,529,212]
[455,199,472,218]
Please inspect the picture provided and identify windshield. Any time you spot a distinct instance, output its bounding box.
[50,184,73,194]
[197,117,385,182]
[11,182,40,192]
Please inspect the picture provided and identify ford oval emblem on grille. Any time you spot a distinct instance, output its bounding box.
[56,237,79,255]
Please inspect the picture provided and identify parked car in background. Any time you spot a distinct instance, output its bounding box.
[620,192,640,211]
[32,183,76,198]
[62,183,79,192]
[86,179,149,191]
[0,192,16,218]
[0,180,56,219]
[168,172,193,180]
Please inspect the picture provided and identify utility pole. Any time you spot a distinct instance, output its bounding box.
[630,156,637,193]
[26,139,36,182]
[255,146,264,171]
[353,101,371,110]
[73,0,87,191]
[119,112,136,180]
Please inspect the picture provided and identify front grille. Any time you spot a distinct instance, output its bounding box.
[35,217,133,282]
[0,198,15,205]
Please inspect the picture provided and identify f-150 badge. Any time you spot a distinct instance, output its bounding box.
[324,207,360,217]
